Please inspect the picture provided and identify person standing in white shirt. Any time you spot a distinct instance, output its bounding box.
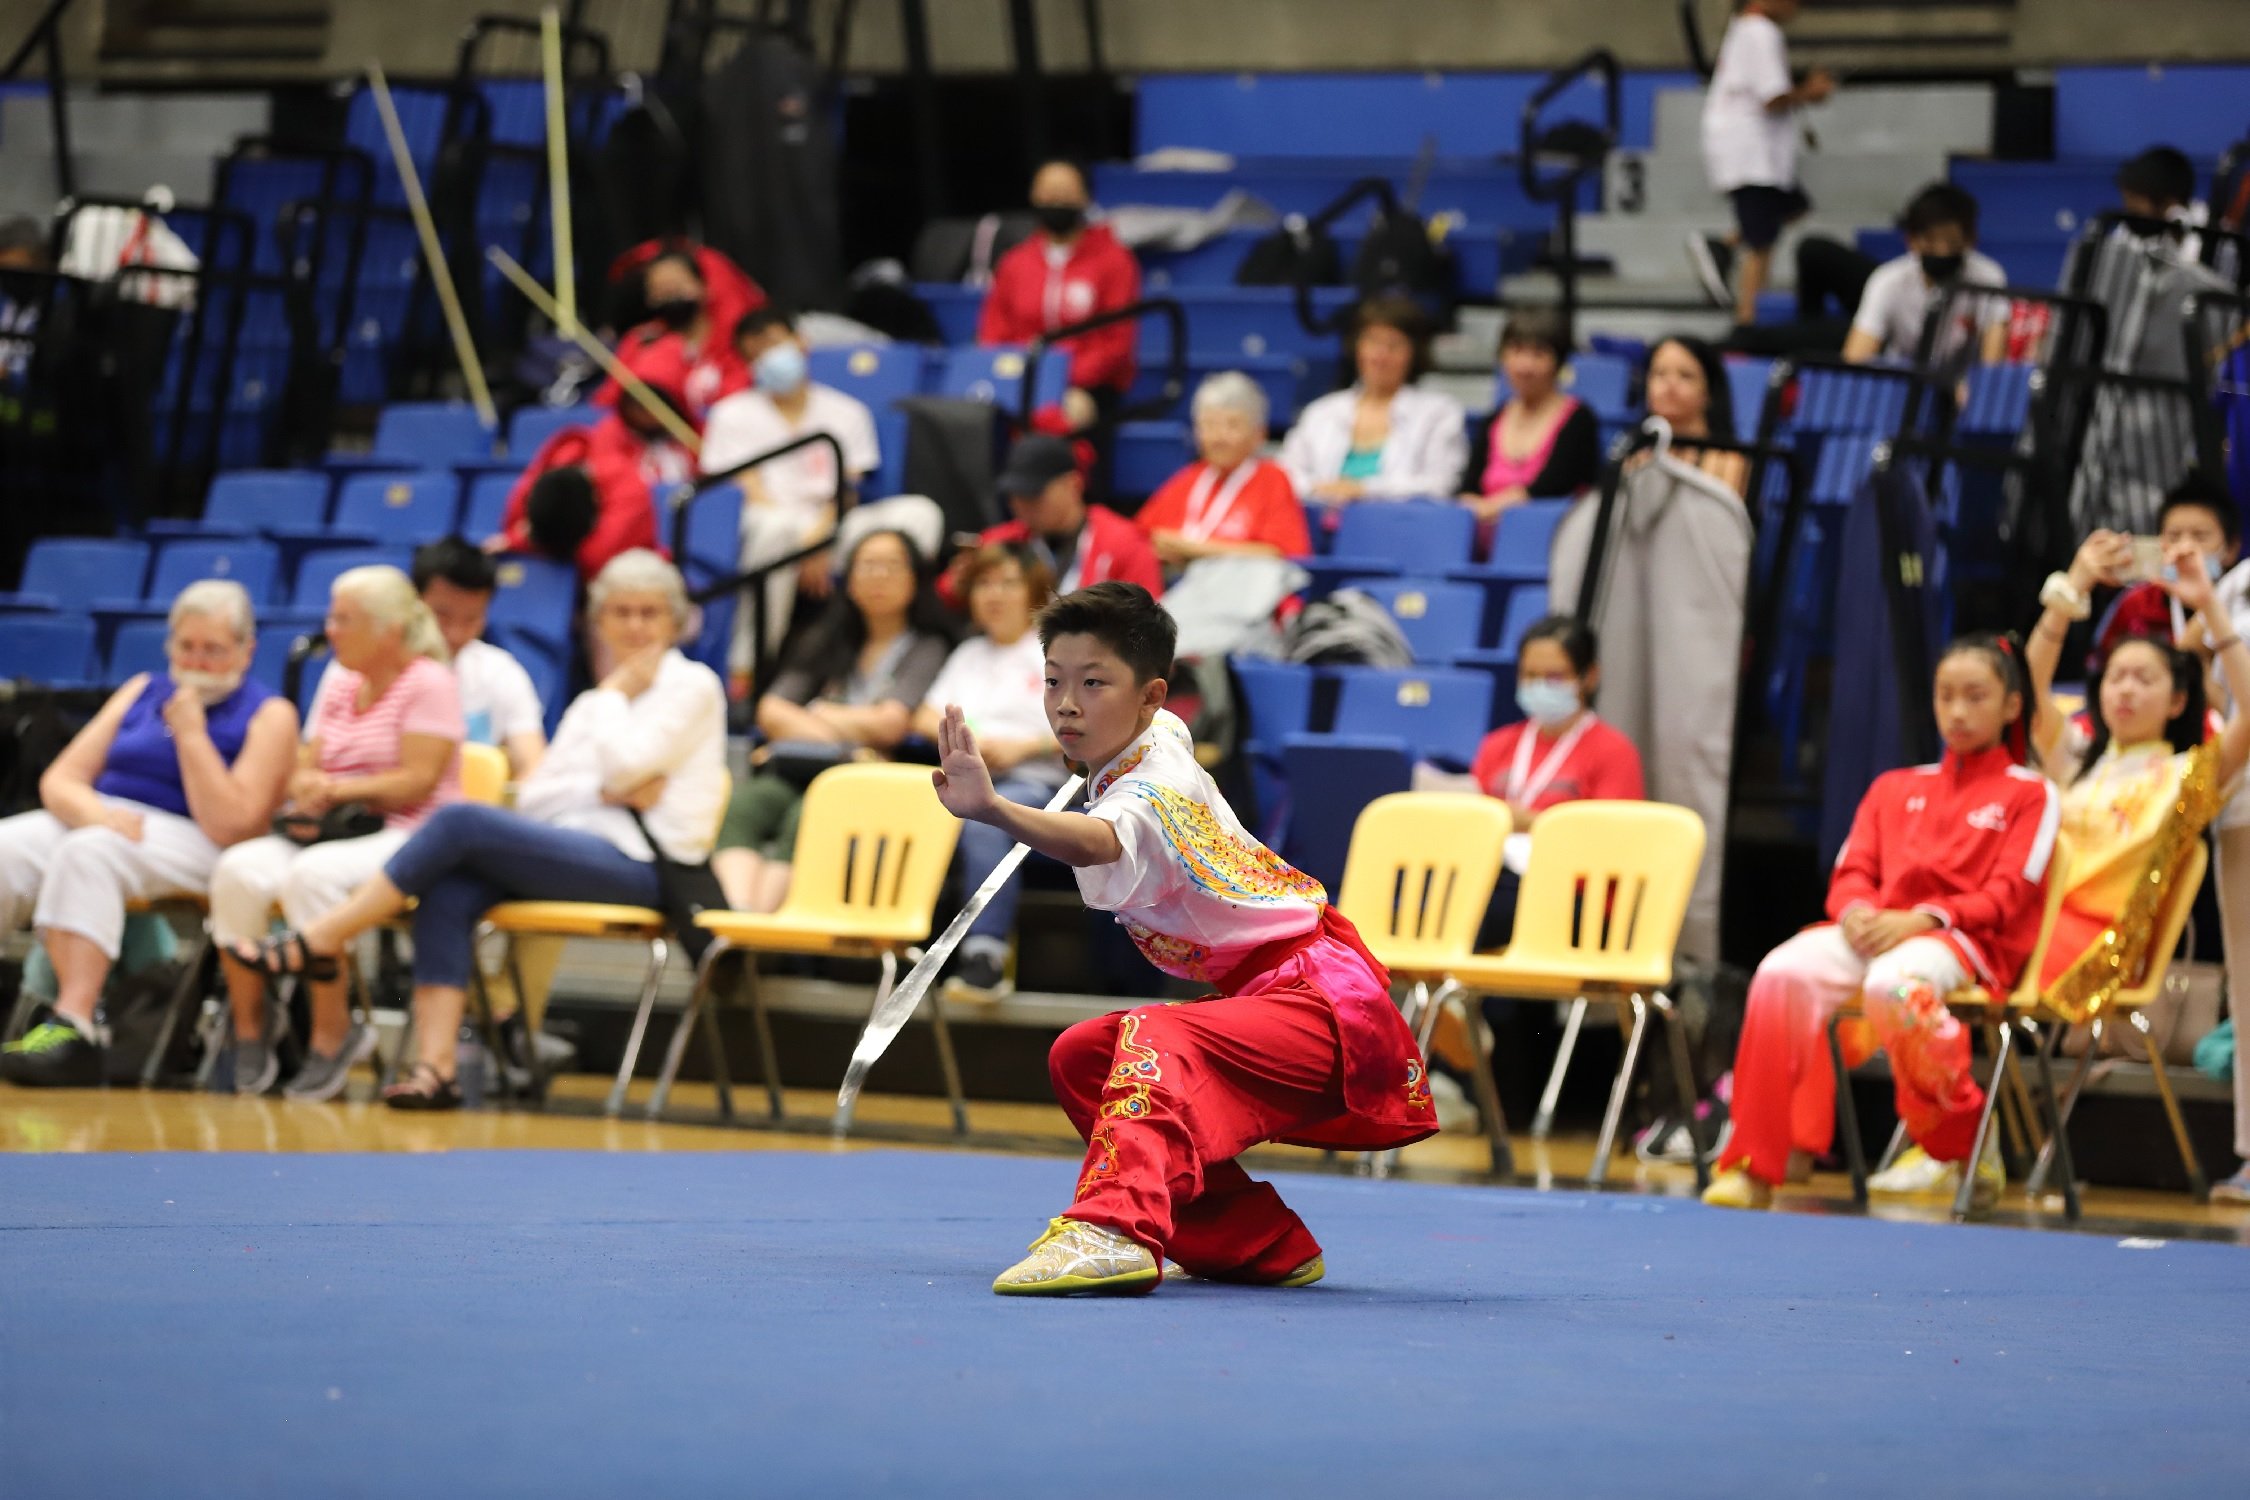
[1690,0,1834,328]
[910,545,1066,999]
[410,538,548,777]
[699,308,882,677]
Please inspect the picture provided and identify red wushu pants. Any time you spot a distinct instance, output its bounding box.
[1051,911,1433,1279]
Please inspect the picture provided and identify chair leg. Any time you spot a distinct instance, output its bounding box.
[1531,996,1587,1141]
[2023,1019,2083,1222]
[1653,991,1709,1192]
[1827,1010,1870,1206]
[467,963,515,1108]
[1953,1017,2015,1223]
[650,942,727,1122]
[923,987,972,1137]
[1408,980,1439,1057]
[504,936,549,1105]
[741,955,784,1123]
[1453,994,1514,1177]
[1590,993,1647,1189]
[604,937,670,1118]
[2028,1021,2099,1197]
[141,931,213,1088]
[2133,1010,2208,1202]
[195,1001,232,1091]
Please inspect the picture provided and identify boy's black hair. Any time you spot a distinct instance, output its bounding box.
[411,536,500,595]
[2160,468,2241,543]
[2117,146,2197,211]
[1518,614,1597,675]
[525,466,597,561]
[1900,182,1980,241]
[1037,581,1176,686]
[734,305,794,344]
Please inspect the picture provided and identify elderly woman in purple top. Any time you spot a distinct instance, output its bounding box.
[0,580,299,1087]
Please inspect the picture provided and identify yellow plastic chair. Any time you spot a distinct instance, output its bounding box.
[457,742,509,806]
[472,770,731,1116]
[648,762,963,1131]
[1334,791,1514,1171]
[1444,800,1707,1188]
[1825,834,2075,1219]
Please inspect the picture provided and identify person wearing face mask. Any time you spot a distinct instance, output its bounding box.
[1463,616,1646,951]
[0,581,298,1086]
[2090,471,2242,659]
[1837,183,2008,368]
[977,159,1142,428]
[700,308,884,672]
[596,245,765,424]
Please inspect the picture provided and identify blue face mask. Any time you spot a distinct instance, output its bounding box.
[2160,555,2225,584]
[1515,679,1581,727]
[754,342,808,397]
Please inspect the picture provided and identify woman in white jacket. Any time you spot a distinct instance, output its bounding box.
[234,550,729,1109]
[1280,295,1468,505]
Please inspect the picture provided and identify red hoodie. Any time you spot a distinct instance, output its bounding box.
[499,415,682,582]
[1826,744,2061,989]
[976,224,1141,395]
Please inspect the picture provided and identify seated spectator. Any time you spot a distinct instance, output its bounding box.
[1642,336,1749,497]
[1704,634,2057,1212]
[713,529,955,913]
[978,159,1141,429]
[2117,145,2205,236]
[947,434,1163,605]
[599,245,762,422]
[1465,617,1644,951]
[2093,471,2240,658]
[911,545,1067,999]
[234,552,728,1111]
[0,582,297,1087]
[700,307,882,669]
[1837,184,2008,368]
[1462,308,1602,537]
[1134,373,1310,576]
[411,538,547,776]
[211,566,464,1102]
[1281,296,1467,506]
[492,383,686,582]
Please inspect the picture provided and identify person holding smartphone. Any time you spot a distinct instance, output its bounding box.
[2092,473,2241,658]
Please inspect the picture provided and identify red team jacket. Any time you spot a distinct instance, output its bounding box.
[976,225,1142,395]
[498,417,673,581]
[947,506,1165,608]
[1826,744,2061,989]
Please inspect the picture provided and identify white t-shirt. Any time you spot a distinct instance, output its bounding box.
[923,632,1068,783]
[1700,13,1797,192]
[697,383,881,526]
[450,638,546,748]
[1851,249,2009,362]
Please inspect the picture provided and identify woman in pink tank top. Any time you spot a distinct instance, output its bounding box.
[1462,308,1603,555]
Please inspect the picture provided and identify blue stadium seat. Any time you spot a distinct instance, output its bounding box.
[808,345,925,412]
[1789,365,1916,439]
[1728,358,1776,443]
[506,404,596,458]
[1562,353,1634,422]
[866,408,910,500]
[671,484,742,677]
[135,538,282,609]
[1328,666,1493,768]
[1465,499,1569,583]
[1277,735,1415,895]
[0,538,151,612]
[1353,578,1484,665]
[368,402,499,465]
[486,554,578,646]
[462,472,518,543]
[916,284,983,345]
[1810,434,1883,507]
[1456,584,1554,675]
[935,346,1072,412]
[1958,362,2034,440]
[289,548,415,616]
[106,619,173,683]
[1113,421,1192,500]
[252,622,322,698]
[0,614,98,686]
[148,470,330,539]
[329,471,463,546]
[1303,501,1477,595]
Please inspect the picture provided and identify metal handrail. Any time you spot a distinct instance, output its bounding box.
[1015,295,1188,430]
[1517,49,1620,207]
[2,0,78,200]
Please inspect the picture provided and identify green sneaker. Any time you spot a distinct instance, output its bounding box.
[0,1020,105,1087]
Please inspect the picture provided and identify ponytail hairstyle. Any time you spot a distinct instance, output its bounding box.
[333,564,451,665]
[1938,630,2033,766]
[2077,630,2205,783]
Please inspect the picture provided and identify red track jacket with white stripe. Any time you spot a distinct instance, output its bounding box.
[1826,744,2061,989]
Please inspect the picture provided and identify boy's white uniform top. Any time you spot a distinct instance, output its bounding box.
[1075,710,1326,984]
[1700,12,1797,192]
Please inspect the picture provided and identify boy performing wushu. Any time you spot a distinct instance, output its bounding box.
[930,582,1436,1295]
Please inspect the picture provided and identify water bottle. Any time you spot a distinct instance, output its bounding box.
[456,1025,486,1109]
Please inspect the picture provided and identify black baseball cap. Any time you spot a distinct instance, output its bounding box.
[995,434,1080,497]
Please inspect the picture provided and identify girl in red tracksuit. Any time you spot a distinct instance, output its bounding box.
[1703,634,2060,1211]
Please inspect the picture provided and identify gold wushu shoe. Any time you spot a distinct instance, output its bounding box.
[992,1217,1161,1296]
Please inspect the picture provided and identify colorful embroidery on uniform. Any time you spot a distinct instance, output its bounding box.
[1116,783,1328,906]
[1098,1012,1163,1122]
[1094,743,1150,799]
[1075,1123,1120,1199]
[1118,919,1220,982]
[1404,1057,1433,1111]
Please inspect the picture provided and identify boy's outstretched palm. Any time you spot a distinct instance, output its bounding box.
[932,704,998,820]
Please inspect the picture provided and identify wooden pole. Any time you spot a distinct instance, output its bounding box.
[540,5,577,330]
[366,62,497,431]
[487,247,702,455]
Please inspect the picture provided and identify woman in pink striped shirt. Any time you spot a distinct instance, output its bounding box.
[209,566,464,1102]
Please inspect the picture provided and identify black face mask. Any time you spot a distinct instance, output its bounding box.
[1034,203,1085,238]
[1919,252,1966,283]
[649,296,701,330]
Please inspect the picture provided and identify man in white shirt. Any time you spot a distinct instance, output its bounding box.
[1842,183,2009,368]
[698,308,882,674]
[411,538,548,777]
[1690,0,1834,327]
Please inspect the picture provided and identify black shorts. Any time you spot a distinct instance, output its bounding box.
[1729,185,1811,251]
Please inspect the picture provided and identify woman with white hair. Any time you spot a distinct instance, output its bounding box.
[1133,371,1311,573]
[211,564,464,1102]
[0,581,298,1087]
[245,550,728,1110]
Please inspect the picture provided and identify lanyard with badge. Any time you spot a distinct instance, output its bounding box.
[1503,715,1593,808]
[1181,461,1257,541]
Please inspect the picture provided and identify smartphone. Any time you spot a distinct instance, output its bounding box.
[2124,535,2165,585]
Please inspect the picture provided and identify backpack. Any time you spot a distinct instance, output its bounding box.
[1280,588,1414,667]
[1235,216,1344,289]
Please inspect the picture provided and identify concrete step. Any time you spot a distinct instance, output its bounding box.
[0,91,266,160]
[1611,145,1950,219]
[1577,212,1879,283]
[0,146,220,210]
[1652,83,1993,160]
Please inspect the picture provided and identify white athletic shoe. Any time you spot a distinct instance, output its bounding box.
[991,1217,1159,1296]
[1868,1137,2003,1211]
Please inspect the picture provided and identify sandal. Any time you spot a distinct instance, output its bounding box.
[226,931,342,984]
[382,1061,462,1112]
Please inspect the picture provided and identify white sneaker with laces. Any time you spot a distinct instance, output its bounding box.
[1867,1144,1949,1197]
